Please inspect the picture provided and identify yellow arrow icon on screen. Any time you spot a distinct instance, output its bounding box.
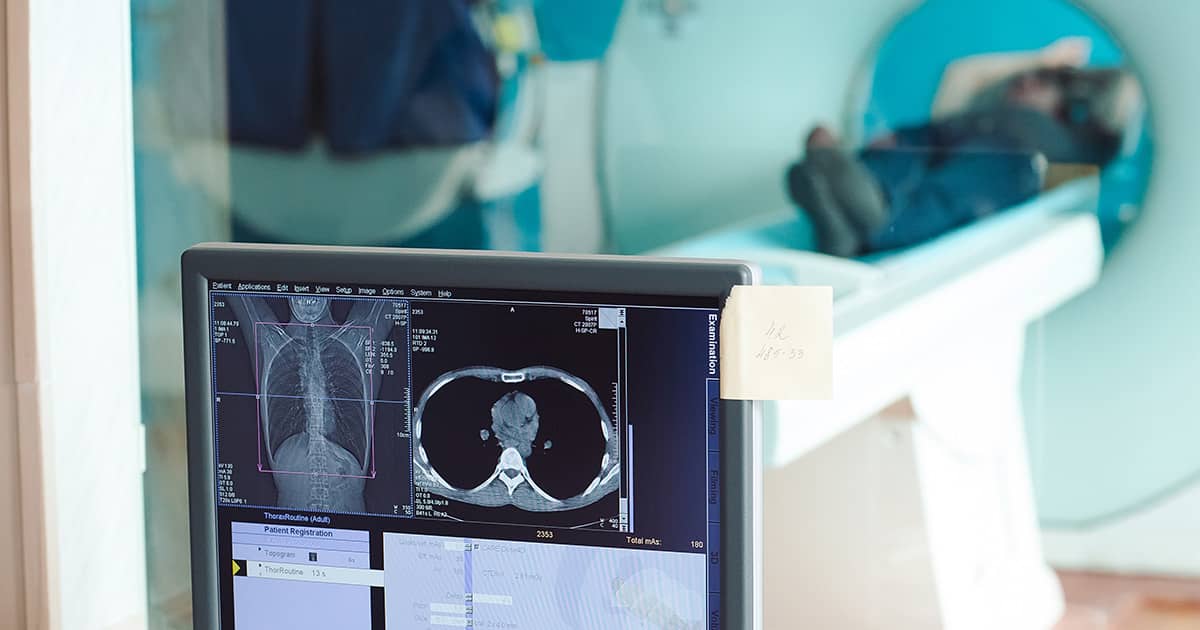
[233,560,241,576]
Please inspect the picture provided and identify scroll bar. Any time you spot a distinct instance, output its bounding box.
[628,424,634,531]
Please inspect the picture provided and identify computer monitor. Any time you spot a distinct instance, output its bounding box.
[182,245,761,629]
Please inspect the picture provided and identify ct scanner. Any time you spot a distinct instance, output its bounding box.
[136,0,1199,627]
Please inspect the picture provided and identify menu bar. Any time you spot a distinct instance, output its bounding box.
[210,280,456,299]
[207,278,717,309]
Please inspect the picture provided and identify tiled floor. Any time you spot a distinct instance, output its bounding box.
[1057,571,1200,629]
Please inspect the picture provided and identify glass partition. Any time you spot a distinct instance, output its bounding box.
[131,1,1190,627]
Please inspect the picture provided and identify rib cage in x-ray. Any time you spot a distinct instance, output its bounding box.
[231,295,389,513]
[413,366,620,512]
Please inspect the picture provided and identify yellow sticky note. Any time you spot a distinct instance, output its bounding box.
[493,15,525,53]
[719,286,832,400]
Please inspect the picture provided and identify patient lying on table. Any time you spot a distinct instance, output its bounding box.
[788,37,1141,256]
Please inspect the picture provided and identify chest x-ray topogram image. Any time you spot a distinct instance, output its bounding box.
[414,366,619,512]
[230,295,390,512]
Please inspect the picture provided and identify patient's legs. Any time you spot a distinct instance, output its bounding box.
[859,141,1042,252]
[788,125,1043,255]
[786,127,888,256]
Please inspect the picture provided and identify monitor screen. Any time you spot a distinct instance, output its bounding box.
[206,277,724,629]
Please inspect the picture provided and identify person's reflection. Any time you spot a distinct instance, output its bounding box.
[224,0,499,249]
[788,37,1142,256]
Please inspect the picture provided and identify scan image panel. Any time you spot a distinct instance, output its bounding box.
[414,367,618,510]
[211,292,413,516]
[409,300,623,530]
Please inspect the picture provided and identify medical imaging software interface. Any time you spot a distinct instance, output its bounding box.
[208,278,724,629]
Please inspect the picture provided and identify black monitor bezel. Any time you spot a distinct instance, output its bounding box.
[182,243,758,629]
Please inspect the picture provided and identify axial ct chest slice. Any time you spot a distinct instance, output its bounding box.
[414,366,619,511]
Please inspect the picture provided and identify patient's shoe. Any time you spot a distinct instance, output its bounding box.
[786,159,861,257]
[806,126,838,149]
[805,148,889,238]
